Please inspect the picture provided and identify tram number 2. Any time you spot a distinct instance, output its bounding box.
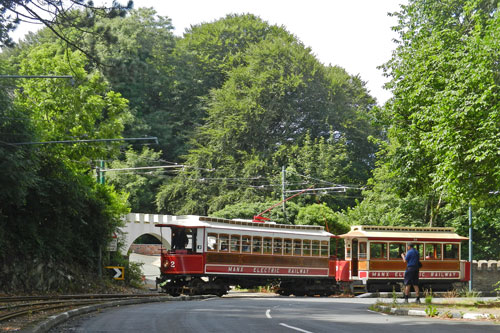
[170,261,176,268]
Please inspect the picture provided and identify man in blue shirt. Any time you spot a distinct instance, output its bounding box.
[401,243,421,303]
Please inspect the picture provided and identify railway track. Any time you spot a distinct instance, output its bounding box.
[0,293,167,330]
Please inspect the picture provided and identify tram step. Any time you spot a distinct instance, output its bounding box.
[352,284,367,295]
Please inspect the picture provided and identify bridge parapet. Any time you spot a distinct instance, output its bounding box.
[471,260,500,294]
[119,213,173,255]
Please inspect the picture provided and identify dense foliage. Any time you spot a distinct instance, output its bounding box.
[156,16,379,216]
[339,0,500,259]
[0,29,131,291]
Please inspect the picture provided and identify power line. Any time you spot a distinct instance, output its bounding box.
[101,165,185,172]
[285,185,365,194]
[9,137,158,146]
[286,170,367,189]
[285,186,347,193]
[286,170,336,186]
[0,75,73,79]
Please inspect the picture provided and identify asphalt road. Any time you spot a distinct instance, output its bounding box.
[51,295,499,333]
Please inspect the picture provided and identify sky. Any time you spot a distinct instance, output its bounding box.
[11,0,407,105]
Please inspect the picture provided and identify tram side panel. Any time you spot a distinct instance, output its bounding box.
[160,252,204,275]
[204,252,330,277]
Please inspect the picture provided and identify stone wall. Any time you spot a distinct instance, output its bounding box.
[472,260,500,295]
[129,244,162,256]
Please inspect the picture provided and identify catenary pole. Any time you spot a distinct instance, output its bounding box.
[282,166,287,223]
[468,203,473,292]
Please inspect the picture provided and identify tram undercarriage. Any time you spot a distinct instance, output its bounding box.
[365,280,467,293]
[157,275,230,297]
[157,274,339,297]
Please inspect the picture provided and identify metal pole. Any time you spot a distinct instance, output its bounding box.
[282,166,287,222]
[99,160,105,184]
[98,160,105,278]
[98,245,102,278]
[468,203,473,292]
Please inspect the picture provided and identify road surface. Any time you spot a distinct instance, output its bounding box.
[50,295,498,333]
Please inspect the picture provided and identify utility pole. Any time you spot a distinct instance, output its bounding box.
[95,160,106,184]
[282,166,287,223]
[99,160,105,185]
[97,159,105,279]
[468,203,473,292]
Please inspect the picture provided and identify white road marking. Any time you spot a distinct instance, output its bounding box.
[266,309,272,318]
[279,323,314,333]
[367,309,387,316]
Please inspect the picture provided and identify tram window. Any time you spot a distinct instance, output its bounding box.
[207,233,218,252]
[320,241,329,257]
[346,243,351,259]
[252,236,262,254]
[303,240,311,256]
[359,242,367,259]
[263,237,273,254]
[444,244,459,259]
[242,236,251,253]
[414,243,424,258]
[425,243,442,260]
[312,240,320,256]
[273,238,283,255]
[293,239,302,256]
[219,234,229,252]
[284,239,293,255]
[230,235,241,253]
[389,243,406,259]
[370,242,387,259]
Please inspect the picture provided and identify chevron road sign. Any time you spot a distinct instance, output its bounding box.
[105,266,124,280]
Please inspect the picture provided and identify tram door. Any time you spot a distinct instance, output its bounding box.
[351,239,359,277]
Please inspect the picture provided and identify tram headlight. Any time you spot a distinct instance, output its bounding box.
[163,259,170,269]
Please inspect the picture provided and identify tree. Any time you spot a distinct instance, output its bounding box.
[157,16,380,215]
[0,0,133,53]
[211,200,301,225]
[106,147,167,212]
[296,203,350,235]
[13,40,131,167]
[338,0,500,259]
[80,8,179,159]
[166,14,294,159]
[0,59,38,219]
[381,0,500,204]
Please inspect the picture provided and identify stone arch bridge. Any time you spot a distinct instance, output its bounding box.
[118,213,179,255]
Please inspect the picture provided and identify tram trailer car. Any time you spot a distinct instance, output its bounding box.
[155,216,470,296]
[337,225,470,293]
[155,215,338,296]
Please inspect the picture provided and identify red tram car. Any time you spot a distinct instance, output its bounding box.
[155,216,470,296]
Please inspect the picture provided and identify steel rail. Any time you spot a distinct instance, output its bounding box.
[0,300,104,322]
[0,294,167,324]
[0,293,164,303]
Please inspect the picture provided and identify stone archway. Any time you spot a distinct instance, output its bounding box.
[119,213,172,255]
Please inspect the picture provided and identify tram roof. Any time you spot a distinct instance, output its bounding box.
[155,215,333,237]
[339,225,468,241]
